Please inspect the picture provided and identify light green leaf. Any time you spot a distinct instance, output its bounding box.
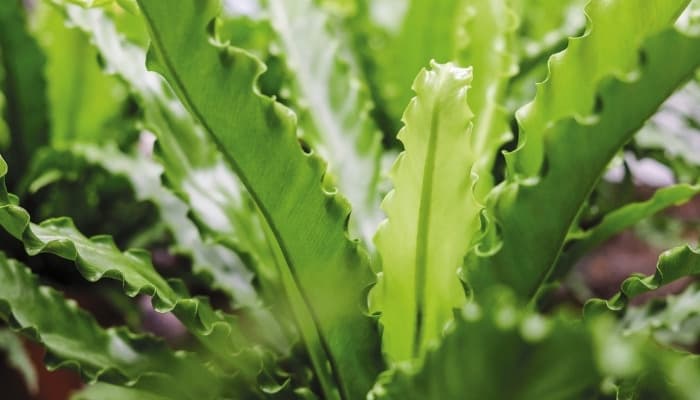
[0,0,50,189]
[0,252,221,400]
[267,0,383,244]
[32,3,128,147]
[136,0,383,398]
[554,183,700,280]
[456,0,517,199]
[471,23,700,299]
[373,62,477,362]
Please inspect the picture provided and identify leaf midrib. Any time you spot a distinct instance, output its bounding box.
[413,102,441,357]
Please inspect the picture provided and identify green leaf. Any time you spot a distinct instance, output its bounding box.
[585,244,700,315]
[0,153,260,375]
[506,0,587,113]
[47,6,304,388]
[620,283,700,348]
[471,24,700,299]
[554,183,700,280]
[510,0,689,178]
[0,252,222,400]
[373,62,477,362]
[511,0,586,62]
[589,314,700,399]
[0,329,37,393]
[0,59,9,151]
[266,0,384,243]
[71,383,169,400]
[370,289,601,400]
[0,0,50,189]
[365,0,466,123]
[20,147,159,245]
[372,287,700,399]
[32,3,129,147]
[53,2,283,303]
[136,0,383,398]
[67,0,115,6]
[71,143,291,353]
[50,2,300,359]
[456,0,517,198]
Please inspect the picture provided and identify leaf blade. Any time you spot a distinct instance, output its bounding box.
[136,0,383,397]
[0,0,50,189]
[374,62,477,361]
[0,154,260,376]
[0,253,220,400]
[473,26,700,299]
[267,0,384,243]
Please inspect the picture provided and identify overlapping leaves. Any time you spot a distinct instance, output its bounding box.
[267,0,384,244]
[136,0,383,397]
[0,153,264,376]
[472,1,700,298]
[0,252,222,400]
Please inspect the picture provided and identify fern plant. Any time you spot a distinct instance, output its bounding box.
[1,0,700,398]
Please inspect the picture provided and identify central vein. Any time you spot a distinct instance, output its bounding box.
[414,102,441,357]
